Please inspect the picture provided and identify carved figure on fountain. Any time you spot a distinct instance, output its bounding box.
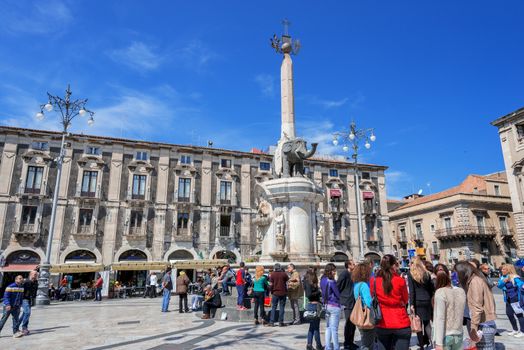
[273,138,318,178]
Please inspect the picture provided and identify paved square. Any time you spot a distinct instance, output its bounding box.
[0,292,519,350]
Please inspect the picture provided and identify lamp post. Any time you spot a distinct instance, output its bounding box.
[332,121,376,261]
[35,84,94,305]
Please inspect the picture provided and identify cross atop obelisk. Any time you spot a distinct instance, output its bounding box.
[271,20,301,141]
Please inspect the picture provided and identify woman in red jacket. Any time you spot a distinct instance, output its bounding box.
[370,254,411,350]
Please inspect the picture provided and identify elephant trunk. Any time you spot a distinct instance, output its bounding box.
[303,143,318,159]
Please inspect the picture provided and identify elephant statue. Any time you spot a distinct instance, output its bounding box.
[273,138,318,177]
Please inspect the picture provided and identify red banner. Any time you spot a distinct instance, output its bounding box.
[330,189,342,197]
[362,191,374,199]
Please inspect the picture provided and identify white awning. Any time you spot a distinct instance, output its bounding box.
[111,261,170,271]
[50,263,104,273]
[171,259,228,269]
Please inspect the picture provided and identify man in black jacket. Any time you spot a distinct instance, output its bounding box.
[337,259,357,350]
[21,270,38,335]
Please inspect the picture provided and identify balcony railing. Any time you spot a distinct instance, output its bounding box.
[24,187,41,194]
[500,228,514,237]
[80,191,96,198]
[131,194,145,200]
[435,225,497,240]
[128,226,145,235]
[20,223,35,232]
[397,235,408,243]
[177,196,190,203]
[220,226,230,237]
[220,199,231,205]
[76,225,93,234]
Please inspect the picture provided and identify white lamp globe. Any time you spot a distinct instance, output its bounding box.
[35,112,44,121]
[332,138,339,146]
[87,116,94,126]
[79,109,87,117]
[365,142,371,149]
[349,133,355,140]
[342,145,349,152]
[370,134,376,142]
[44,103,53,112]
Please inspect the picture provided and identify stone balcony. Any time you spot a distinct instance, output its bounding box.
[435,225,496,241]
[13,224,39,242]
[73,225,96,238]
[124,226,147,240]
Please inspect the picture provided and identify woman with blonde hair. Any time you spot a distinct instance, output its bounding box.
[408,257,435,350]
[497,263,524,337]
[253,265,268,325]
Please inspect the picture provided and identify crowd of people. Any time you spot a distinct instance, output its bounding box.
[154,256,524,350]
[3,256,524,348]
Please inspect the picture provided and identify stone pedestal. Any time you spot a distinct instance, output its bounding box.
[257,177,323,262]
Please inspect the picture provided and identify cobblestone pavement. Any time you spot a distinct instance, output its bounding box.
[0,292,519,350]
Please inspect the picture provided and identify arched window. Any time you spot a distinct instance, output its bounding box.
[119,250,147,262]
[65,250,97,263]
[168,250,194,260]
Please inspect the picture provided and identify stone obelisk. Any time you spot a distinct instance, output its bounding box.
[254,21,323,263]
[281,52,295,140]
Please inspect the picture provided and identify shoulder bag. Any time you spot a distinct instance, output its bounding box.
[371,277,382,322]
[409,276,422,333]
[303,283,322,322]
[350,283,375,329]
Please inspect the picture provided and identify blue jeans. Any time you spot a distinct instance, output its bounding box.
[308,317,322,347]
[191,295,204,310]
[270,295,287,324]
[162,289,171,312]
[0,305,20,334]
[222,281,235,294]
[325,305,341,350]
[20,299,31,330]
[477,323,497,350]
[95,287,102,301]
[237,285,244,306]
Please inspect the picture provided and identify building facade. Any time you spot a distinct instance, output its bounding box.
[0,126,391,278]
[492,107,524,257]
[388,173,517,268]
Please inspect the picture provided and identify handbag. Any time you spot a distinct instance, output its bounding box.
[371,278,382,322]
[303,302,322,321]
[409,275,422,333]
[410,313,422,333]
[350,284,375,329]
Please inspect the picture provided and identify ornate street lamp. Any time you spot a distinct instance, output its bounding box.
[35,84,94,305]
[332,121,376,261]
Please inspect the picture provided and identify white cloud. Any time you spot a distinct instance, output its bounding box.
[385,170,413,199]
[254,74,275,97]
[0,84,200,142]
[298,119,341,157]
[305,92,366,110]
[109,42,163,72]
[173,40,219,71]
[0,0,72,35]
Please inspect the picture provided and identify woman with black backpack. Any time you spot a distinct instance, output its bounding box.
[303,269,323,350]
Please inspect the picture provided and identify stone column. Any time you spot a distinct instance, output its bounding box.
[0,140,17,195]
[281,53,296,140]
[102,148,123,265]
[377,172,392,253]
[240,162,251,256]
[50,147,73,264]
[514,212,524,257]
[152,149,170,260]
[199,159,212,251]
[346,169,360,258]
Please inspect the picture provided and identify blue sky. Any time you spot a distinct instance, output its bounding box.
[1,1,523,199]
